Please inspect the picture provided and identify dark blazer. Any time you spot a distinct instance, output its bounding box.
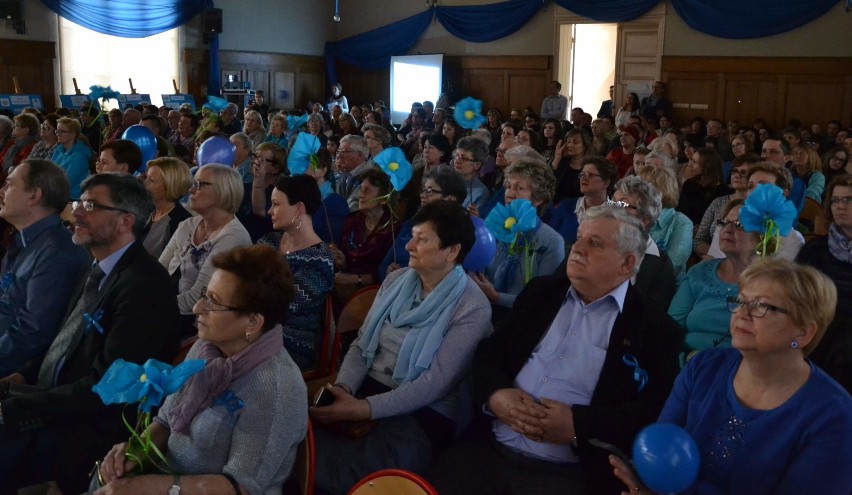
[4,241,180,434]
[473,272,683,494]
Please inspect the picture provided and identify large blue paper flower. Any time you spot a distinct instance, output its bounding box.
[453,97,487,130]
[93,358,205,413]
[484,199,538,244]
[373,147,413,191]
[740,183,798,236]
[287,114,309,131]
[287,132,322,175]
[88,85,120,104]
[203,96,229,114]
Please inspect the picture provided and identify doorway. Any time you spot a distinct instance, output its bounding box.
[557,23,617,117]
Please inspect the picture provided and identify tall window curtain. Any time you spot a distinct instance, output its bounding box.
[670,0,840,39]
[40,0,210,38]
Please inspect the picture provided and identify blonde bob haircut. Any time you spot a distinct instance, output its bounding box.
[146,157,192,202]
[196,164,244,214]
[643,166,680,208]
[56,117,81,137]
[738,258,837,357]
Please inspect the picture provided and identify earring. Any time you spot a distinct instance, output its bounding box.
[245,332,252,342]
[291,215,302,230]
[790,340,798,349]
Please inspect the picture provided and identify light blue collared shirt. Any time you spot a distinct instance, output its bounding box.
[95,240,134,290]
[493,279,630,463]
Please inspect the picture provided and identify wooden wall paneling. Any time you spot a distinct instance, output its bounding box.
[785,81,846,129]
[465,70,505,115]
[507,72,549,114]
[185,49,326,111]
[723,79,778,127]
[0,40,56,110]
[666,76,717,128]
[662,56,852,130]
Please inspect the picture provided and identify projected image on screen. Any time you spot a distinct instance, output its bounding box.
[390,55,443,125]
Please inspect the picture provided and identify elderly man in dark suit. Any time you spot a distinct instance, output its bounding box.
[429,206,683,495]
[0,173,180,493]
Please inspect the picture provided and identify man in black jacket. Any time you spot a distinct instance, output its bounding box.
[0,173,180,493]
[429,206,683,495]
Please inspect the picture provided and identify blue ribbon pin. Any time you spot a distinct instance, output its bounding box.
[622,353,648,392]
[83,309,105,335]
[0,272,13,291]
[215,390,245,423]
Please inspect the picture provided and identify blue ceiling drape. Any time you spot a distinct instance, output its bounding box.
[436,0,544,42]
[326,0,844,83]
[552,0,661,22]
[40,0,210,38]
[670,0,840,39]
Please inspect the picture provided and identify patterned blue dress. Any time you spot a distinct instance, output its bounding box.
[258,233,334,369]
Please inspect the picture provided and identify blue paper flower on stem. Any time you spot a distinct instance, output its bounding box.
[373,147,413,191]
[287,114,309,131]
[453,97,487,130]
[287,132,322,175]
[93,358,205,413]
[740,183,798,257]
[88,85,121,104]
[204,96,229,114]
[484,199,538,244]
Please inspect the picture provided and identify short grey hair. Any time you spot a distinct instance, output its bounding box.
[505,145,545,165]
[340,134,368,158]
[363,123,390,147]
[80,173,154,238]
[230,132,252,151]
[613,176,662,231]
[456,136,489,163]
[307,114,323,126]
[471,129,492,147]
[196,164,244,214]
[224,102,239,116]
[581,205,648,276]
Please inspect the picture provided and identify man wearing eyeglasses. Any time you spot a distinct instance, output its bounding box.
[335,135,374,212]
[0,173,180,492]
[0,160,88,378]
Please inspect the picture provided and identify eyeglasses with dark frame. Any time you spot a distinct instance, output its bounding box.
[829,196,852,206]
[69,200,130,214]
[726,296,789,318]
[200,291,249,313]
[715,218,745,231]
[578,171,602,180]
[420,187,445,197]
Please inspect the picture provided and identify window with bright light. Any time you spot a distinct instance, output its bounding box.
[59,18,179,108]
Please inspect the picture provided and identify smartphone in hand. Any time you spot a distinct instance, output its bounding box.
[314,387,336,407]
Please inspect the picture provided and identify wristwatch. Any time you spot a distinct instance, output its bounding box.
[168,475,181,495]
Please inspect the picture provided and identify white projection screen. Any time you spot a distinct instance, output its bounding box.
[390,54,443,124]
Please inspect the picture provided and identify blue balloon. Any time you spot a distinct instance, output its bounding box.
[121,124,156,173]
[463,215,497,272]
[196,136,235,167]
[632,423,700,494]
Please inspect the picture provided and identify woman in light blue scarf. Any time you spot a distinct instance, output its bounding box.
[310,201,493,495]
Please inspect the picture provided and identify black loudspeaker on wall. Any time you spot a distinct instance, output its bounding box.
[203,8,222,34]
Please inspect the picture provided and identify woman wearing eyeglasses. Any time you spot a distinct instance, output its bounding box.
[612,258,852,495]
[452,137,491,215]
[790,144,826,204]
[50,117,91,199]
[378,166,467,281]
[548,155,616,245]
[159,164,252,336]
[25,114,59,161]
[693,154,759,259]
[797,174,852,391]
[96,245,308,495]
[669,200,758,358]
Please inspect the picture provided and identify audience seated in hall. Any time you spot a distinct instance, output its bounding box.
[0,173,179,493]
